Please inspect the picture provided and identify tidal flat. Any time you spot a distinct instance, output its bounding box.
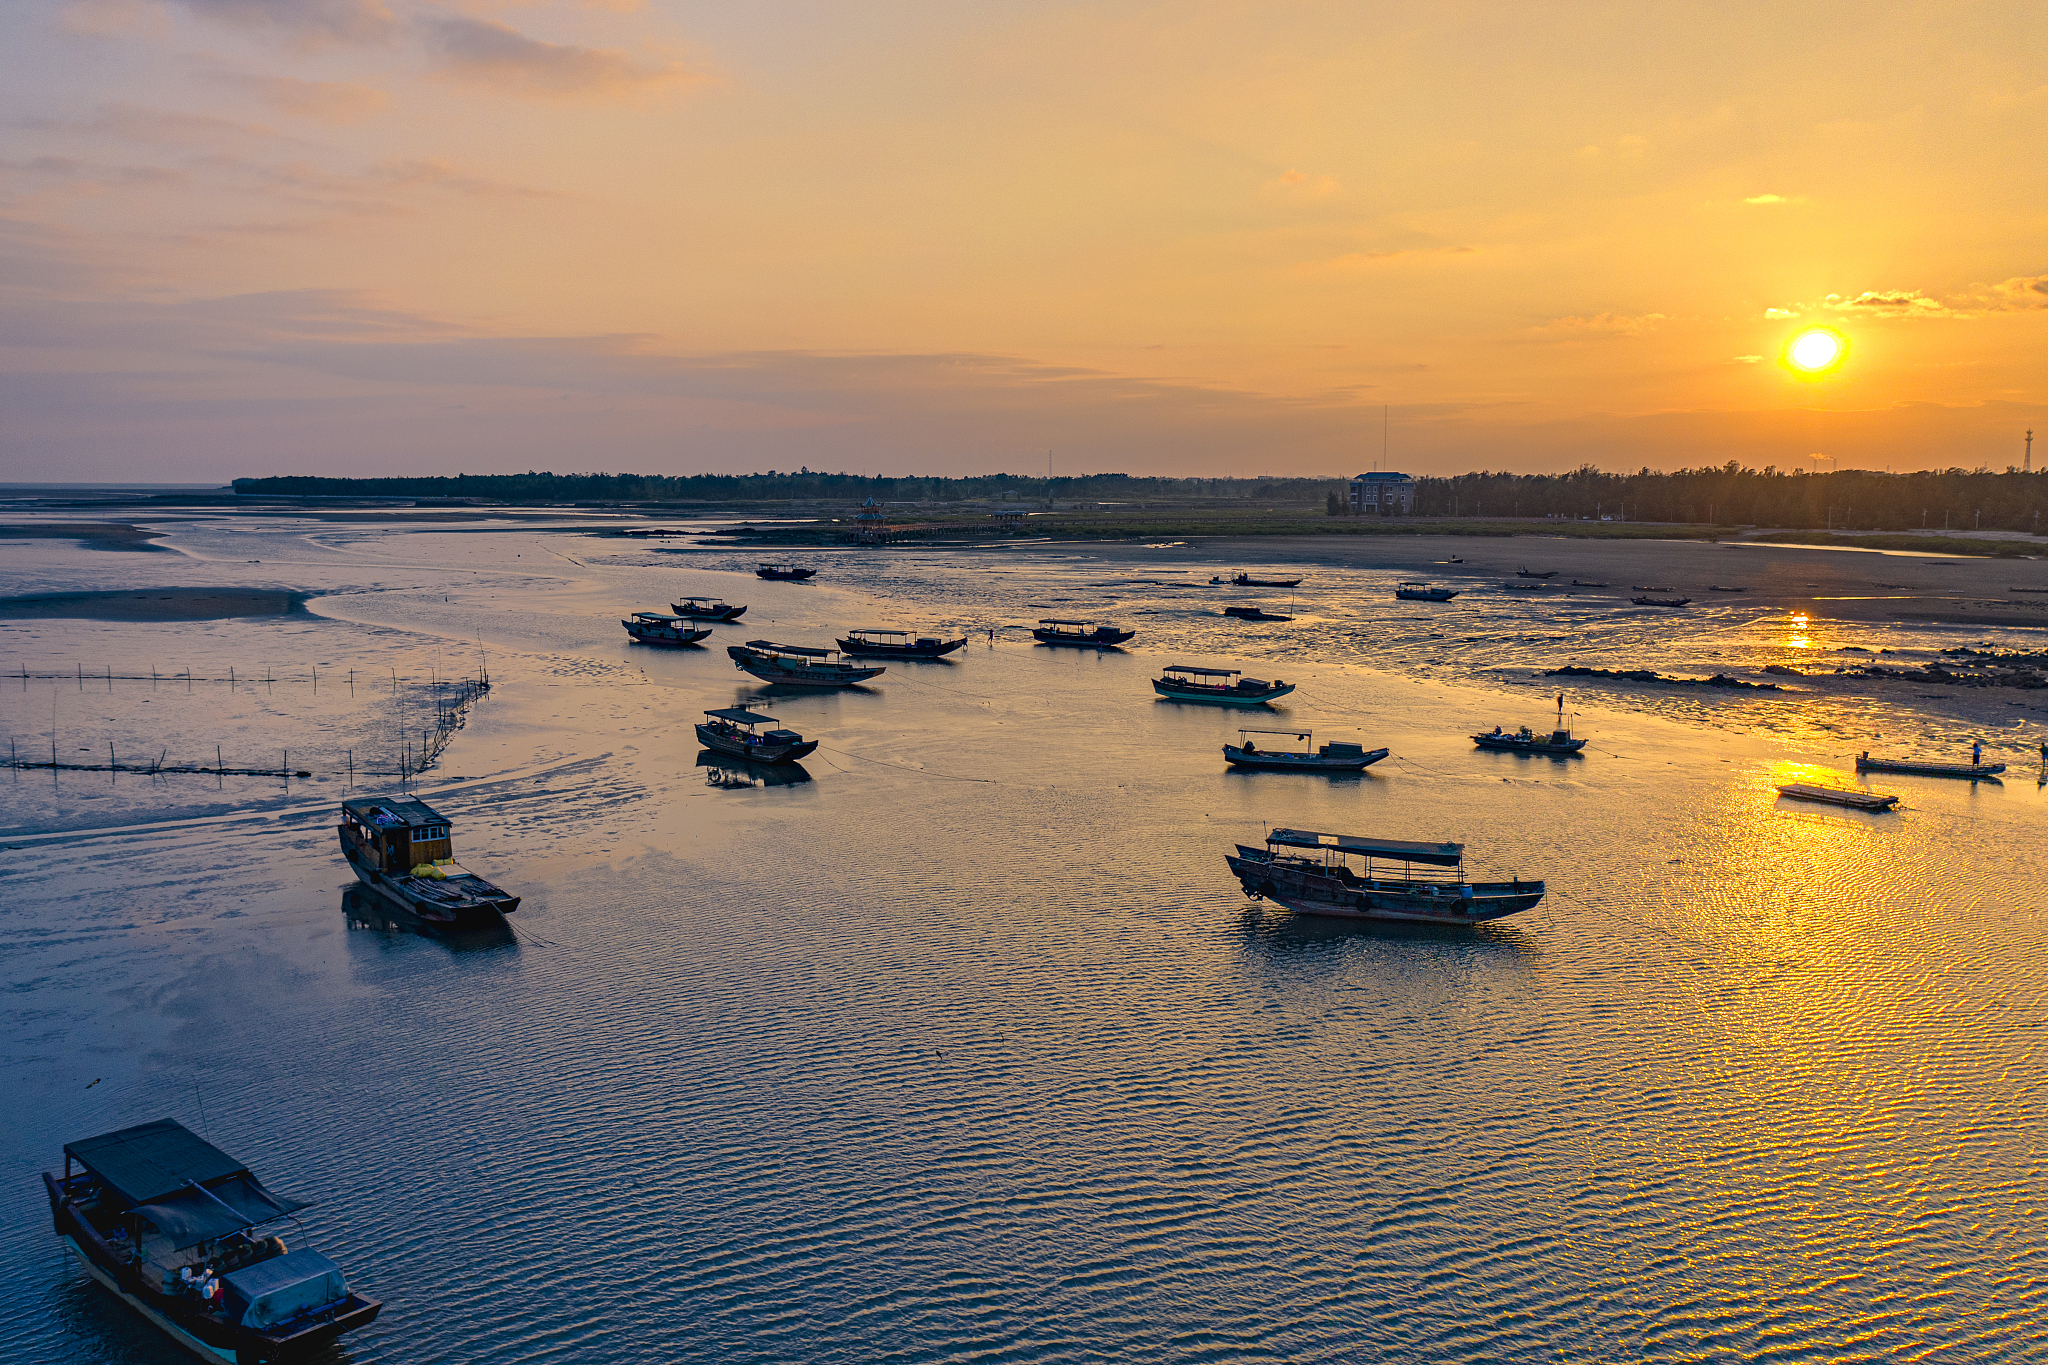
[3,505,2046,1363]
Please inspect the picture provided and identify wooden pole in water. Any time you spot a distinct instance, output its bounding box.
[217,744,223,788]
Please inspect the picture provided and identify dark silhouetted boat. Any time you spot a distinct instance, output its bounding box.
[756,563,816,580]
[1224,729,1386,771]
[1223,605,1293,620]
[1709,585,1747,592]
[695,706,819,762]
[1153,664,1295,706]
[728,640,885,687]
[1226,828,1544,923]
[43,1118,381,1363]
[1516,568,1558,578]
[1856,747,2005,780]
[837,628,967,658]
[1211,573,1302,586]
[1032,618,1134,646]
[1631,595,1692,607]
[621,611,713,646]
[669,596,747,621]
[1571,579,1608,587]
[339,796,519,927]
[1395,586,1459,601]
[1473,694,1586,755]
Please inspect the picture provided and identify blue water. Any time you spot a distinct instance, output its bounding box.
[4,509,2046,1363]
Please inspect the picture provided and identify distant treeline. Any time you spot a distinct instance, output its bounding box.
[234,464,2048,532]
[1409,464,2048,532]
[231,470,1335,504]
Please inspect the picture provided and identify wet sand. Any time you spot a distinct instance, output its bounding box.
[0,587,304,621]
[0,522,168,552]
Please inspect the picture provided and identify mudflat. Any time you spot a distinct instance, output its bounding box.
[0,587,303,621]
[0,522,167,551]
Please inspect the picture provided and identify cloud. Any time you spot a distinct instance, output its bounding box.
[1732,355,1763,363]
[1980,274,2048,310]
[1313,245,1477,271]
[174,0,397,46]
[21,102,296,150]
[198,69,389,124]
[1266,169,1338,199]
[1764,307,1797,319]
[1742,193,1799,205]
[1823,289,1957,317]
[423,16,698,101]
[1533,312,1666,337]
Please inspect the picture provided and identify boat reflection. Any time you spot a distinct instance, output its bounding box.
[343,885,517,948]
[697,752,814,788]
[1236,902,1536,957]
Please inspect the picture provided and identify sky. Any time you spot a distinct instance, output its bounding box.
[2,1,2044,482]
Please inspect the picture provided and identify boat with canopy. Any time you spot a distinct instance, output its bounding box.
[1224,730,1386,771]
[668,596,748,621]
[836,628,967,658]
[1395,586,1459,601]
[1032,619,1135,647]
[695,707,819,762]
[727,640,886,687]
[1226,828,1544,922]
[755,563,817,580]
[1153,665,1295,706]
[339,796,519,928]
[43,1118,381,1363]
[621,611,713,646]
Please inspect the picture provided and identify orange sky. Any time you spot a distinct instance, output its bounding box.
[3,1,2044,480]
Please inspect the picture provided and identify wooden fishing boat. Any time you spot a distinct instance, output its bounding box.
[836,628,967,658]
[1395,586,1459,601]
[1516,568,1558,578]
[1709,585,1747,593]
[1777,783,1898,811]
[1211,573,1302,587]
[1032,618,1135,646]
[728,640,886,687]
[43,1118,381,1364]
[755,563,816,580]
[1224,730,1386,771]
[1473,694,1586,755]
[1223,605,1293,620]
[1571,579,1608,587]
[1856,749,2005,780]
[1503,582,1549,592]
[339,796,519,927]
[621,611,713,646]
[695,706,818,762]
[1632,595,1692,607]
[1226,828,1544,923]
[1153,665,1295,706]
[669,596,747,621]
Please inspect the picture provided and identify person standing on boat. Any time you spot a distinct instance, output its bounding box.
[1973,739,1984,765]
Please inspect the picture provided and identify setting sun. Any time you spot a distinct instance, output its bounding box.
[1787,328,1846,373]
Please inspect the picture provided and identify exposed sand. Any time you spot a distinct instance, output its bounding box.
[0,587,304,621]
[0,522,168,552]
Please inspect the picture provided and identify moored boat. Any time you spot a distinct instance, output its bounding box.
[695,706,819,762]
[1226,828,1544,922]
[836,627,967,658]
[339,796,519,927]
[1224,729,1386,771]
[1709,585,1747,592]
[1856,746,2005,780]
[1211,572,1303,586]
[1473,694,1586,755]
[728,640,886,687]
[1516,568,1558,578]
[669,596,748,621]
[1777,783,1899,810]
[43,1118,381,1363]
[1395,586,1459,602]
[1032,618,1135,647]
[1631,595,1692,607]
[621,611,713,646]
[1222,605,1293,620]
[755,563,816,580]
[1153,665,1295,706]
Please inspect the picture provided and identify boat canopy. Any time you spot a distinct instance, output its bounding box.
[848,628,910,640]
[1240,729,1310,739]
[704,707,779,725]
[743,640,834,657]
[222,1249,348,1331]
[631,612,686,623]
[134,1173,309,1249]
[1165,665,1240,678]
[66,1118,310,1248]
[678,597,727,606]
[1038,619,1096,626]
[1266,829,1464,867]
[341,796,450,830]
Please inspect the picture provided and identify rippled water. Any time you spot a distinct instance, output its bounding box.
[4,513,2046,1363]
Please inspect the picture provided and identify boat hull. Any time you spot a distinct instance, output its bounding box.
[1224,745,1387,771]
[836,637,967,658]
[756,569,816,580]
[340,836,518,926]
[1394,590,1458,602]
[45,1175,381,1364]
[1472,734,1586,754]
[1032,629,1134,647]
[694,724,818,763]
[1777,784,1899,810]
[669,603,747,621]
[1154,680,1297,706]
[1226,854,1542,923]
[1855,758,2005,779]
[1222,608,1292,620]
[622,622,711,646]
[728,650,885,686]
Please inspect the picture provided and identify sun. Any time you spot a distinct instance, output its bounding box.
[1786,327,1847,374]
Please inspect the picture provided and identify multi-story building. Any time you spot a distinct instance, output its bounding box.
[1349,471,1416,515]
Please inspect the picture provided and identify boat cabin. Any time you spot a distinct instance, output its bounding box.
[1264,828,1467,886]
[847,629,933,648]
[742,639,848,663]
[702,706,806,746]
[340,796,453,873]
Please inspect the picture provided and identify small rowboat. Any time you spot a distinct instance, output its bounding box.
[1153,665,1295,706]
[1516,568,1558,579]
[1777,783,1898,811]
[1395,586,1459,601]
[1212,573,1303,586]
[1709,585,1747,592]
[670,596,747,621]
[756,563,816,580]
[728,640,886,687]
[1223,605,1293,620]
[1632,595,1692,607]
[1032,618,1135,647]
[1571,579,1608,587]
[837,628,967,658]
[1224,729,1386,772]
[1856,750,2005,780]
[622,611,713,646]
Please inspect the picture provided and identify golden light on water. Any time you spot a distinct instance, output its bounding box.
[1787,611,1811,649]
[1786,328,1848,375]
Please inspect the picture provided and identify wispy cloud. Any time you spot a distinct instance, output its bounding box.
[1533,312,1666,337]
[423,16,699,102]
[1980,274,2048,310]
[1741,193,1800,205]
[196,68,389,124]
[1764,307,1797,319]
[175,0,397,46]
[1823,289,1956,317]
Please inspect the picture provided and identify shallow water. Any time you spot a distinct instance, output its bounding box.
[4,512,2046,1363]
